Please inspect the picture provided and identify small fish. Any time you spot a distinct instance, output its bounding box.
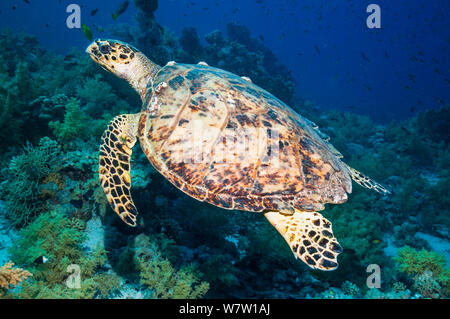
[410,106,415,113]
[91,8,99,16]
[34,256,49,265]
[82,24,93,41]
[372,239,382,244]
[23,0,30,3]
[97,25,104,33]
[405,85,412,91]
[314,45,320,55]
[112,0,129,20]
[408,74,415,83]
[361,51,371,63]
[12,5,17,10]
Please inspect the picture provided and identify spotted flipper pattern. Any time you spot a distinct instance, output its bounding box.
[99,114,140,226]
[264,210,343,270]
[345,164,390,194]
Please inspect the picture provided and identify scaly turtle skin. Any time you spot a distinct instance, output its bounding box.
[86,39,389,271]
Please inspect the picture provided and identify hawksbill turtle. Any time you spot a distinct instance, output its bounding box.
[86,39,389,271]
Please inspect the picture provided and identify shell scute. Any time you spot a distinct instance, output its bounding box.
[139,63,352,213]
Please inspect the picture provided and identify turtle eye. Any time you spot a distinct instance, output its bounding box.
[100,45,111,54]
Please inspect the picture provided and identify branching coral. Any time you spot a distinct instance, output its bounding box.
[139,256,209,299]
[0,137,61,226]
[0,10,448,300]
[0,262,32,290]
[77,75,132,118]
[413,270,443,299]
[135,234,209,299]
[8,210,121,299]
[395,246,450,298]
[49,98,89,143]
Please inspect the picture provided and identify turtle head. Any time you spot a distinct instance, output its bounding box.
[86,39,159,100]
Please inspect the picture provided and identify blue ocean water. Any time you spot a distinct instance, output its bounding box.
[0,0,449,300]
[0,0,448,121]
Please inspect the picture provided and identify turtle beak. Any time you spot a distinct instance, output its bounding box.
[86,39,102,59]
[85,42,110,79]
[85,41,98,62]
[85,42,94,54]
[85,39,112,74]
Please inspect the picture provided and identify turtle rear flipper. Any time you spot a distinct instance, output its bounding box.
[265,210,342,271]
[99,114,140,226]
[345,164,390,194]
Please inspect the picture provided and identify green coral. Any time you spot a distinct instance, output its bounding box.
[77,75,132,118]
[364,287,411,299]
[0,13,448,300]
[395,246,450,298]
[341,281,360,297]
[8,210,120,299]
[0,137,61,226]
[49,99,89,143]
[136,235,209,299]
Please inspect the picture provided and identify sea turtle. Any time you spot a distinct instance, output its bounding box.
[86,39,389,271]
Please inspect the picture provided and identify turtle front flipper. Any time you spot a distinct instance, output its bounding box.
[99,113,141,226]
[264,210,342,271]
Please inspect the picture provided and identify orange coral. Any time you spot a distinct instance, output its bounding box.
[0,262,32,289]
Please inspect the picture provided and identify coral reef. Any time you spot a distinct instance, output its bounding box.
[49,98,89,143]
[203,23,295,104]
[395,246,449,298]
[0,5,448,299]
[135,234,209,299]
[0,262,32,294]
[7,210,121,299]
[0,137,61,226]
